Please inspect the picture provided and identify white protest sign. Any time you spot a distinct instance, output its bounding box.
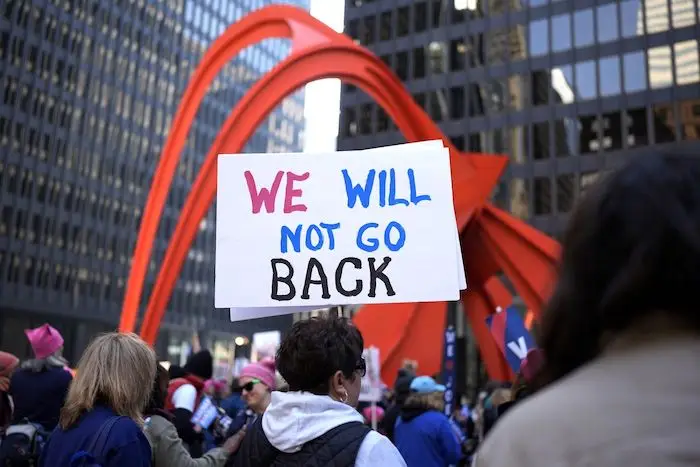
[228,141,465,321]
[359,347,382,402]
[216,141,465,315]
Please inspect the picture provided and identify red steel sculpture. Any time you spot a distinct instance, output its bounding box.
[118,5,560,384]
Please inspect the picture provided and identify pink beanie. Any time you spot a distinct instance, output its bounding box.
[240,358,276,390]
[362,406,385,423]
[25,324,64,359]
[204,379,227,393]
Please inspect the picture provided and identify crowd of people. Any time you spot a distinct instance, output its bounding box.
[1,151,699,466]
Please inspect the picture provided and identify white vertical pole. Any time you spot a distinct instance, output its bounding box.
[370,400,378,431]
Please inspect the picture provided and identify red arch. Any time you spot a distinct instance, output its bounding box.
[119,5,560,384]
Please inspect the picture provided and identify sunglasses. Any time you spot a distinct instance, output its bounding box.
[356,358,367,377]
[241,378,261,392]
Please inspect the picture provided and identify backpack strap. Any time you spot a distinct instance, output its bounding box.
[69,416,125,466]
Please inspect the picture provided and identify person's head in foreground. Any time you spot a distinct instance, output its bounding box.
[239,358,276,413]
[276,316,365,406]
[231,316,406,467]
[60,332,157,428]
[472,153,700,466]
[537,152,700,388]
[42,333,156,467]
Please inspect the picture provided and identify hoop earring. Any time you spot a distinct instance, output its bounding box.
[339,391,348,404]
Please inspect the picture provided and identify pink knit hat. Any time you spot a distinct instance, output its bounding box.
[25,324,64,359]
[240,358,276,390]
[362,406,385,423]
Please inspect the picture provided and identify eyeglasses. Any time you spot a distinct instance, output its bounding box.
[242,378,261,392]
[356,358,366,377]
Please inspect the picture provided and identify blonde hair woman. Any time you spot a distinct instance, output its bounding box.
[394,376,463,467]
[39,332,156,467]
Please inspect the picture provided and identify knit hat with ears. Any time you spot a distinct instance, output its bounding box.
[240,358,276,390]
[25,324,64,359]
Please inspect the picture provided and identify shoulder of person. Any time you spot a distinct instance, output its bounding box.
[172,384,198,411]
[109,417,151,445]
[144,414,172,437]
[356,431,407,467]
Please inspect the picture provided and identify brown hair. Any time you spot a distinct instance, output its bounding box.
[404,391,445,412]
[59,332,156,429]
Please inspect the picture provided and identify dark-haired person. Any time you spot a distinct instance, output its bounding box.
[381,370,415,442]
[231,316,406,466]
[144,364,246,466]
[166,350,214,457]
[473,152,700,466]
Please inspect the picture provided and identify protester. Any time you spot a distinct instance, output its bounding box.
[473,153,700,465]
[204,379,228,405]
[9,324,72,431]
[145,364,246,466]
[394,376,462,467]
[381,369,415,442]
[39,332,156,467]
[222,358,276,446]
[231,316,406,466]
[166,350,214,457]
[0,351,18,433]
[479,387,511,439]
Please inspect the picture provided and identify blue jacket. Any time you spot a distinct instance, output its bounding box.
[10,366,72,430]
[394,409,462,467]
[220,394,245,419]
[39,406,152,467]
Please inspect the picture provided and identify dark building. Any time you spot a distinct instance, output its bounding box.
[0,0,307,365]
[340,0,700,394]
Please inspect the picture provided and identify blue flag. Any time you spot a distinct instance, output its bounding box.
[485,306,536,374]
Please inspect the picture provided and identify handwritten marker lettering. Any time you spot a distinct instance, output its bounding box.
[269,256,396,301]
[341,168,432,208]
[242,165,434,302]
[244,170,309,214]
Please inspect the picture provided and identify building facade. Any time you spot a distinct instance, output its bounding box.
[0,0,308,363]
[340,0,699,393]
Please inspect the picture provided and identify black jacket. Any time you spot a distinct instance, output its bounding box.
[229,416,370,467]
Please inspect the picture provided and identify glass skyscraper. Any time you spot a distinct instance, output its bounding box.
[0,0,309,363]
[340,0,699,396]
[341,0,699,236]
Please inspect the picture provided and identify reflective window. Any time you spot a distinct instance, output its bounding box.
[599,56,621,96]
[674,40,700,85]
[648,45,673,88]
[575,60,597,100]
[623,51,647,92]
[671,0,697,28]
[551,14,571,53]
[645,0,670,33]
[529,19,549,57]
[596,4,619,44]
[574,9,594,48]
